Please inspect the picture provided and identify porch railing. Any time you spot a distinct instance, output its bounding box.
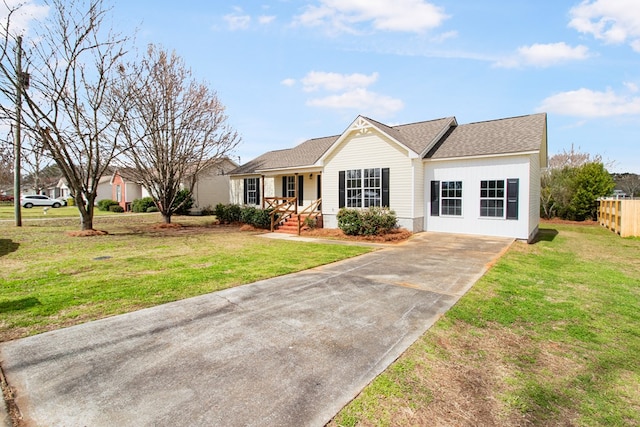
[296,198,322,235]
[265,197,297,232]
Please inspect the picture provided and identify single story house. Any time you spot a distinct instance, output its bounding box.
[229,113,548,242]
[110,157,238,211]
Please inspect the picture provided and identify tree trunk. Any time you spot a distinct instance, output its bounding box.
[162,213,171,224]
[80,211,94,231]
[76,196,94,230]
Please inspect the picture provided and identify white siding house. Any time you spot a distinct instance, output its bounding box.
[229,113,548,241]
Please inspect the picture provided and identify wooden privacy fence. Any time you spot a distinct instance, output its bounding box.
[598,198,640,237]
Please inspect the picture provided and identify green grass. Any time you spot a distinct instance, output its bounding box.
[331,224,640,427]
[0,205,120,219]
[0,215,372,340]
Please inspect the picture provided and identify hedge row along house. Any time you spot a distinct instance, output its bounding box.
[229,113,548,242]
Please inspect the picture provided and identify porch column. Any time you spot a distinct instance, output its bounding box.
[294,173,298,214]
[261,175,265,209]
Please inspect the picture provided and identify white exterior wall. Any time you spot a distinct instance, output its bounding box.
[528,153,541,241]
[322,130,418,231]
[424,155,533,240]
[229,176,276,206]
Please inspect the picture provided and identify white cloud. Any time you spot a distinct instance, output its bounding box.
[224,9,251,31]
[258,15,276,25]
[624,81,639,93]
[494,42,591,68]
[281,78,296,87]
[537,87,640,117]
[569,0,640,52]
[0,0,49,35]
[307,88,404,117]
[301,71,379,92]
[294,0,448,35]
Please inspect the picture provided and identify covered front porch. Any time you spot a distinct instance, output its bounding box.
[233,167,323,234]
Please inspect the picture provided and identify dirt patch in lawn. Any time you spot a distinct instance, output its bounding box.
[66,229,109,237]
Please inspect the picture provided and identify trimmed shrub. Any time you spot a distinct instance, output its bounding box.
[97,199,119,212]
[132,197,155,213]
[249,208,272,229]
[240,206,258,225]
[146,206,159,213]
[214,203,242,223]
[337,207,397,236]
[109,205,125,213]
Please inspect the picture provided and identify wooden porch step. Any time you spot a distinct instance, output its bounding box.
[274,214,321,234]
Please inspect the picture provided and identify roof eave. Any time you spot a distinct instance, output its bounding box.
[424,150,541,163]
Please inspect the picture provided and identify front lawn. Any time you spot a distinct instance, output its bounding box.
[0,215,372,341]
[331,223,640,427]
[0,205,120,220]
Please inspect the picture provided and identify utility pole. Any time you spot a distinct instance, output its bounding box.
[13,35,23,227]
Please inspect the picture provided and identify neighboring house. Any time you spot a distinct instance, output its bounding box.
[110,169,150,211]
[188,157,238,211]
[229,113,548,242]
[110,157,238,211]
[95,175,113,203]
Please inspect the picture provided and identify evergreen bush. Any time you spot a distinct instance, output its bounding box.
[97,199,119,212]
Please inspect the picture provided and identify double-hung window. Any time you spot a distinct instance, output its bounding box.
[243,177,260,205]
[244,178,260,205]
[480,178,519,220]
[363,168,381,207]
[480,180,505,217]
[285,176,296,198]
[339,168,389,208]
[430,180,462,216]
[346,169,362,207]
[441,181,462,216]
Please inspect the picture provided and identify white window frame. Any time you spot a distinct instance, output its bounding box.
[246,178,258,205]
[441,181,462,216]
[480,180,505,218]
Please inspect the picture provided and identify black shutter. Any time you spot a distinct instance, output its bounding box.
[255,178,260,205]
[317,174,321,199]
[243,179,248,205]
[430,181,440,216]
[298,174,304,206]
[338,171,345,208]
[507,178,519,220]
[382,168,390,207]
[282,176,287,198]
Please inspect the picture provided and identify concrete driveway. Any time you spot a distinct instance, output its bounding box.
[0,232,512,427]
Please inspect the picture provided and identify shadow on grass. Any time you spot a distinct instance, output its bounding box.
[532,228,558,244]
[0,297,41,313]
[0,239,19,257]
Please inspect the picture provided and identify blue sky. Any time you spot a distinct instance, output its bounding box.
[13,1,640,173]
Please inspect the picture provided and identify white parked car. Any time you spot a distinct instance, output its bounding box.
[20,195,65,208]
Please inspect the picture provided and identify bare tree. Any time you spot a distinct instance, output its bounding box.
[614,173,640,198]
[114,45,240,224]
[0,0,131,230]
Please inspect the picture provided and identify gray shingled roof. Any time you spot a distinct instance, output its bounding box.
[427,113,547,159]
[230,135,338,175]
[230,113,546,175]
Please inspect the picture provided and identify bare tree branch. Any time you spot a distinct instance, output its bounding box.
[113,45,240,223]
[0,0,132,230]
